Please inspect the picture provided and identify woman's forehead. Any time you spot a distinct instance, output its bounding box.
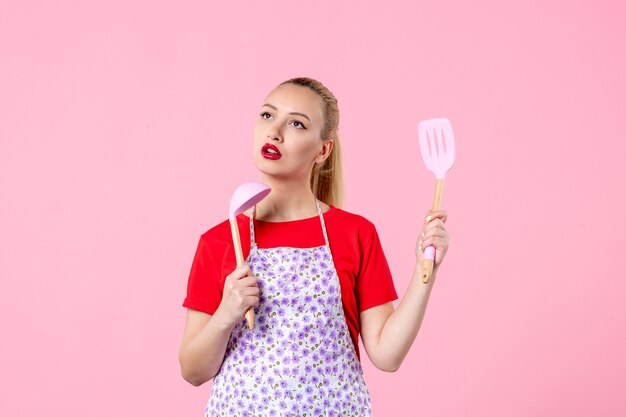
[264,84,324,121]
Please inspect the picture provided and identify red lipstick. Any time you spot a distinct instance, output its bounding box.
[262,143,282,160]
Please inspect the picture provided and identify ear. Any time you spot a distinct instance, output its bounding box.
[315,139,334,164]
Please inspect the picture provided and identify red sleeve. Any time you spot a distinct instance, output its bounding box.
[182,234,225,315]
[355,222,398,312]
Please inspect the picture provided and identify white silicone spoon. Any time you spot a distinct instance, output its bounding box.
[418,118,456,283]
[229,182,271,329]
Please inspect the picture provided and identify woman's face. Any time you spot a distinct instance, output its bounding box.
[253,83,332,180]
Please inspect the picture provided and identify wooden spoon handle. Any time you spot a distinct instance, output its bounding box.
[230,218,255,329]
[422,259,435,284]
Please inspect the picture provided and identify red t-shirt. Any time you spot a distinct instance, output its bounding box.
[182,205,398,360]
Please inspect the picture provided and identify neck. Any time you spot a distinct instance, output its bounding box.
[252,174,318,222]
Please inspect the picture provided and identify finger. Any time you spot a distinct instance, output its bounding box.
[422,236,448,250]
[424,217,446,230]
[420,228,446,243]
[419,221,446,242]
[425,230,446,243]
[435,245,447,266]
[421,237,434,249]
[240,286,260,297]
[246,295,260,308]
[239,275,259,288]
[424,219,446,233]
[422,233,446,246]
[227,264,252,281]
[423,226,448,239]
[420,220,441,233]
[425,210,448,223]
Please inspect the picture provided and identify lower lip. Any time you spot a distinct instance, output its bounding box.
[262,150,282,160]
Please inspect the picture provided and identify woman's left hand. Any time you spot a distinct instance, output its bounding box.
[416,209,449,269]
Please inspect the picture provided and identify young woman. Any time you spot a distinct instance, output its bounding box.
[179,77,449,417]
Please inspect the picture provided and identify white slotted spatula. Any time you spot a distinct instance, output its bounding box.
[418,118,456,283]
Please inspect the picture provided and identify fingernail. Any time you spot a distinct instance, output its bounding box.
[426,215,432,222]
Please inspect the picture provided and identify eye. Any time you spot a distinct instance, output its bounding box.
[291,120,306,129]
[260,112,273,120]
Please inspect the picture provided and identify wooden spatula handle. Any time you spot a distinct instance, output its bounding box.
[230,218,255,329]
[422,178,444,283]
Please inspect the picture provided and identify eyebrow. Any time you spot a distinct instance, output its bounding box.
[262,103,311,122]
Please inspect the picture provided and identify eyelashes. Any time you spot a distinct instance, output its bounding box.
[259,112,307,129]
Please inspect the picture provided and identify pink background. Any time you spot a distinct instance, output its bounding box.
[2,1,625,416]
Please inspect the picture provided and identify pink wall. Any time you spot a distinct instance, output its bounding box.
[2,1,625,416]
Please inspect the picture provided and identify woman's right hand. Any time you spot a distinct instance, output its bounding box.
[214,264,260,329]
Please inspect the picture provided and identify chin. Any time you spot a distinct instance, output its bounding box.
[254,159,281,177]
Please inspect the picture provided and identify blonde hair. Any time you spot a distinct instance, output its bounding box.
[279,77,344,208]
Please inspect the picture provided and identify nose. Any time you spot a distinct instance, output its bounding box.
[266,123,283,143]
